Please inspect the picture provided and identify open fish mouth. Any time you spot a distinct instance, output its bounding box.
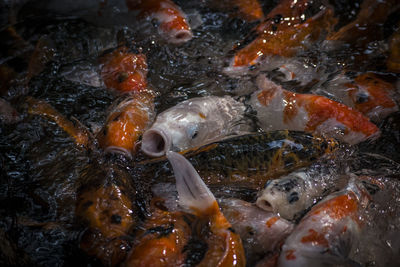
[167,29,193,44]
[141,128,172,157]
[104,146,132,158]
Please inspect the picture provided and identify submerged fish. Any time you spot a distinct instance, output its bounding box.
[26,96,91,148]
[0,98,20,124]
[387,22,400,73]
[141,95,251,157]
[325,0,400,49]
[250,76,380,145]
[125,0,193,44]
[100,47,148,93]
[316,73,399,122]
[278,176,371,266]
[256,164,342,221]
[147,130,338,190]
[76,163,137,267]
[167,151,246,266]
[97,91,155,157]
[225,2,336,75]
[219,198,293,265]
[207,0,264,22]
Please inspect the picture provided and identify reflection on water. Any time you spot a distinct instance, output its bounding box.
[0,0,399,266]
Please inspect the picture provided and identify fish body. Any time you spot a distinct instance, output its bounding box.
[219,198,293,264]
[125,0,192,44]
[100,47,148,93]
[250,76,380,145]
[207,0,264,21]
[124,199,192,267]
[317,73,398,122]
[141,95,250,157]
[0,98,20,124]
[167,151,246,267]
[26,96,91,148]
[177,130,338,190]
[225,3,336,75]
[278,177,371,266]
[256,165,340,221]
[387,23,400,73]
[97,91,155,157]
[76,163,137,266]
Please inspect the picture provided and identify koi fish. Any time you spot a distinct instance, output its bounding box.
[26,96,91,148]
[143,130,337,190]
[325,0,400,49]
[225,2,337,75]
[219,198,293,265]
[125,0,193,44]
[387,22,400,73]
[278,176,371,266]
[316,72,398,122]
[100,47,148,93]
[141,95,251,157]
[249,76,380,145]
[256,165,342,221]
[166,151,246,267]
[77,163,137,266]
[207,0,264,22]
[123,198,192,266]
[97,91,155,157]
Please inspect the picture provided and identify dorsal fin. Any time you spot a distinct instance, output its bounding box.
[166,151,215,213]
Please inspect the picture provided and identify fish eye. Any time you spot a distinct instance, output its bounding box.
[186,125,199,139]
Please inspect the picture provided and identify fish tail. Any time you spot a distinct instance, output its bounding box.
[166,151,217,215]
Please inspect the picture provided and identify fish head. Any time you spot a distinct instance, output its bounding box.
[256,172,308,220]
[142,107,214,157]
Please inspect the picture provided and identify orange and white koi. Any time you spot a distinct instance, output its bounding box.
[318,72,398,122]
[125,0,193,44]
[97,91,155,157]
[167,151,246,267]
[225,1,336,75]
[278,176,371,266]
[100,47,148,93]
[219,198,293,265]
[249,76,380,145]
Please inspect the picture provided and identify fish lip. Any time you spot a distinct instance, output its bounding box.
[141,127,171,157]
[255,197,274,213]
[164,29,193,44]
[104,146,132,158]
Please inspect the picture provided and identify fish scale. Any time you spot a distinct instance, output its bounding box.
[175,130,339,190]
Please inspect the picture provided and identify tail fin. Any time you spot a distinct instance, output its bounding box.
[166,151,216,213]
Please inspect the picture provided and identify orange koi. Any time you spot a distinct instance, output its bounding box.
[100,47,148,93]
[326,0,400,48]
[125,0,193,44]
[77,163,137,266]
[167,151,246,267]
[250,76,380,145]
[209,0,264,21]
[387,23,400,73]
[225,2,336,74]
[97,91,155,157]
[278,176,371,266]
[123,198,192,266]
[26,96,91,148]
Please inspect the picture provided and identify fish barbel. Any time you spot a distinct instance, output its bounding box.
[100,47,148,93]
[250,76,380,145]
[125,0,192,44]
[278,176,372,266]
[141,95,251,157]
[167,151,246,267]
[225,1,336,75]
